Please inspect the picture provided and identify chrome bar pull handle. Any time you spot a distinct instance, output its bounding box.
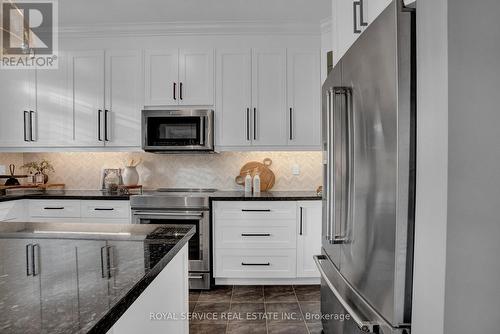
[289,107,294,140]
[246,108,250,141]
[299,207,304,236]
[29,110,35,141]
[253,108,257,140]
[32,244,39,276]
[98,109,103,141]
[173,82,177,100]
[241,262,270,266]
[23,111,29,142]
[104,109,109,142]
[26,244,32,276]
[314,255,380,333]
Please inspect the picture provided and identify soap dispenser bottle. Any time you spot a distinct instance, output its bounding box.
[253,171,261,195]
[244,172,252,194]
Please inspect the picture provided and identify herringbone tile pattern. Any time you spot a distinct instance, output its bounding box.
[5,152,322,190]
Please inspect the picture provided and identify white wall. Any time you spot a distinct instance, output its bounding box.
[413,0,500,333]
[412,0,449,332]
[444,0,500,332]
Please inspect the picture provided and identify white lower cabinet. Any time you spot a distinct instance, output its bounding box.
[0,200,27,222]
[28,199,131,224]
[215,249,296,278]
[213,200,321,284]
[297,201,322,277]
[107,244,189,334]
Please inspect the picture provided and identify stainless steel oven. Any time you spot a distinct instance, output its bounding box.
[130,188,215,290]
[142,109,214,153]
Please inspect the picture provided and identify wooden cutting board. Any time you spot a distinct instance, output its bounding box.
[235,158,275,191]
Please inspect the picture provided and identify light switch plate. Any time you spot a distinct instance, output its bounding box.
[292,164,300,176]
[0,165,5,175]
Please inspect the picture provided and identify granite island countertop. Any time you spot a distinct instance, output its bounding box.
[0,222,195,334]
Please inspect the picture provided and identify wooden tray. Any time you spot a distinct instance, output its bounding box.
[235,158,275,191]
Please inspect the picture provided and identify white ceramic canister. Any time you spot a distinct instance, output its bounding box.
[122,166,139,186]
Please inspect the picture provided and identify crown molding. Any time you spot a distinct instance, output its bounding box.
[59,20,323,38]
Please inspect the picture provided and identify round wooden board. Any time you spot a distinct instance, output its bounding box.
[235,158,275,191]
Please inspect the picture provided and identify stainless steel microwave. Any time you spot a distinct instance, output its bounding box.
[142,109,214,153]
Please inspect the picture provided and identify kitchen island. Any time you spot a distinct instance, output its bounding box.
[0,222,194,334]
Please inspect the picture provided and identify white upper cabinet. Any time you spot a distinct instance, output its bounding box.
[332,0,392,63]
[144,49,178,106]
[0,69,35,147]
[251,49,287,147]
[216,49,252,147]
[69,50,105,147]
[179,49,214,106]
[144,48,214,106]
[34,52,74,147]
[68,50,142,148]
[287,49,321,147]
[104,50,142,147]
[215,48,321,150]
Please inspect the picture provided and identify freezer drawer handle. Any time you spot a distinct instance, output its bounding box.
[241,262,270,266]
[313,255,379,333]
[241,233,271,237]
[188,275,204,279]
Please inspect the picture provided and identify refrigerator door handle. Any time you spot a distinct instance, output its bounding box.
[325,89,332,240]
[314,255,380,333]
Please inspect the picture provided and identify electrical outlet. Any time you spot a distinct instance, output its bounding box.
[0,165,5,175]
[292,164,300,176]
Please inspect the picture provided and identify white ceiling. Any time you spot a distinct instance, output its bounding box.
[59,0,331,27]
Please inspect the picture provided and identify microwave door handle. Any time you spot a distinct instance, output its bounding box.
[200,117,205,146]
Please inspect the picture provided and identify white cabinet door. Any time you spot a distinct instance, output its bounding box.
[0,69,35,147]
[69,51,105,146]
[365,0,392,23]
[34,52,73,146]
[287,49,321,148]
[333,0,392,62]
[105,50,142,147]
[334,0,359,61]
[251,49,287,146]
[144,49,178,106]
[215,49,252,147]
[0,200,26,222]
[297,201,322,278]
[179,49,214,106]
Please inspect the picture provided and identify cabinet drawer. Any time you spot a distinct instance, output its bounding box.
[215,223,296,249]
[213,201,296,220]
[214,249,296,278]
[0,200,25,222]
[29,200,81,218]
[81,201,130,219]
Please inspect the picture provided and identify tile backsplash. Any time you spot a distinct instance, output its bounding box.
[1,152,322,191]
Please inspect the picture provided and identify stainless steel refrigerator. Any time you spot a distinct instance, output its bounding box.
[315,1,416,334]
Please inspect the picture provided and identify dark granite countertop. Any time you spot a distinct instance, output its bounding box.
[0,222,195,334]
[210,190,322,201]
[0,189,131,202]
[0,189,321,203]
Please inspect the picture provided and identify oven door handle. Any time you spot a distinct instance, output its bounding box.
[132,211,204,218]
